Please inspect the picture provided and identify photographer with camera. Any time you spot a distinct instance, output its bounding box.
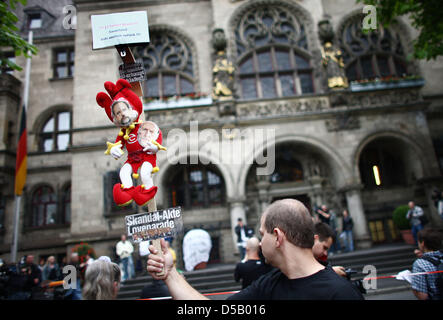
[4,255,42,300]
[312,222,366,294]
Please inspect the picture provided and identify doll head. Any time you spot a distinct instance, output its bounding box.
[96,79,143,127]
[111,98,139,127]
[137,121,159,148]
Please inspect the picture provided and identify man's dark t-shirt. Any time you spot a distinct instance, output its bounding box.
[234,259,274,289]
[140,280,170,299]
[228,266,364,300]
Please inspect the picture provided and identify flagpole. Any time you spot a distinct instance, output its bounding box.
[11,30,33,263]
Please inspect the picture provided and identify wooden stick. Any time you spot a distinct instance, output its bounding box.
[147,198,165,276]
[116,45,161,274]
[115,45,145,119]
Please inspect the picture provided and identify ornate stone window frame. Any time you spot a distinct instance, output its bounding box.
[132,25,200,101]
[229,0,321,99]
[336,10,419,82]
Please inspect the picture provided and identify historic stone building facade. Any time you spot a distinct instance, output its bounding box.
[1,0,443,267]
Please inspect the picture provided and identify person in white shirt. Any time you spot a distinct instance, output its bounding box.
[116,234,135,281]
[234,218,252,261]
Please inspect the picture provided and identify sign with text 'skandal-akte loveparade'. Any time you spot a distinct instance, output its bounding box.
[91,11,150,49]
[125,207,183,243]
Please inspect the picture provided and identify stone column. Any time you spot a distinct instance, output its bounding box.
[342,184,372,249]
[256,177,271,220]
[228,198,247,256]
[420,177,443,226]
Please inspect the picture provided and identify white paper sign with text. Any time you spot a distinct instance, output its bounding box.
[91,11,150,49]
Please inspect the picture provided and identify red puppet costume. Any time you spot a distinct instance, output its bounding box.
[96,79,165,207]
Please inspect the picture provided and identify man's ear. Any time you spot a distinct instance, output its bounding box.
[273,228,285,248]
[314,234,319,242]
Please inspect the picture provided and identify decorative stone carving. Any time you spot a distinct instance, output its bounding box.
[233,3,308,57]
[148,106,220,127]
[236,96,330,119]
[331,89,422,108]
[325,113,360,132]
[347,89,422,108]
[318,18,335,44]
[217,100,236,117]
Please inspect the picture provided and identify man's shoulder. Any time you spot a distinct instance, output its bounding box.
[241,266,279,282]
[321,267,364,299]
[416,251,443,268]
[228,268,280,300]
[258,267,280,281]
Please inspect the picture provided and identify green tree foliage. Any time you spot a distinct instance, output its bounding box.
[358,0,443,60]
[0,0,38,72]
[392,205,410,230]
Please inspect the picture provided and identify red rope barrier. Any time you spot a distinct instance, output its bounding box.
[138,290,240,300]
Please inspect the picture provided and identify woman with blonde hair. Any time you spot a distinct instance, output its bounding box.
[82,257,121,300]
[42,255,60,281]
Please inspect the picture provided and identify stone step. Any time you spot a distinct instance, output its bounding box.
[192,279,239,291]
[337,257,414,272]
[119,273,239,294]
[118,282,242,300]
[329,250,415,266]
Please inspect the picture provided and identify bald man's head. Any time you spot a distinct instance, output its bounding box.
[262,199,315,248]
[246,237,260,253]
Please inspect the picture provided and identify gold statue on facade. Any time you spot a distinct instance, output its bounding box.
[211,29,235,100]
[321,42,349,89]
[318,18,349,90]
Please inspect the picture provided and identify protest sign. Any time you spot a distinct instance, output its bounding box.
[119,62,146,83]
[91,11,150,50]
[125,206,183,243]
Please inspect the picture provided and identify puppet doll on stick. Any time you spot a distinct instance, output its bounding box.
[96,79,166,207]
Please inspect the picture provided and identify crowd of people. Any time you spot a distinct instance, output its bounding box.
[146,199,365,300]
[1,196,442,300]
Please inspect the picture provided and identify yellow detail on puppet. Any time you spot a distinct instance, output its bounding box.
[105,141,123,156]
[151,140,167,151]
[118,121,142,140]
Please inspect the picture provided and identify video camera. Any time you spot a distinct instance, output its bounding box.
[344,268,367,295]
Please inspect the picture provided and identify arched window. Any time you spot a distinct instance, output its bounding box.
[39,110,72,152]
[234,5,314,99]
[62,184,71,224]
[339,15,408,81]
[133,31,195,100]
[31,186,57,227]
[169,164,225,209]
[271,144,304,183]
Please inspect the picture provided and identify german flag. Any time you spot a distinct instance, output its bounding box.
[14,104,27,196]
